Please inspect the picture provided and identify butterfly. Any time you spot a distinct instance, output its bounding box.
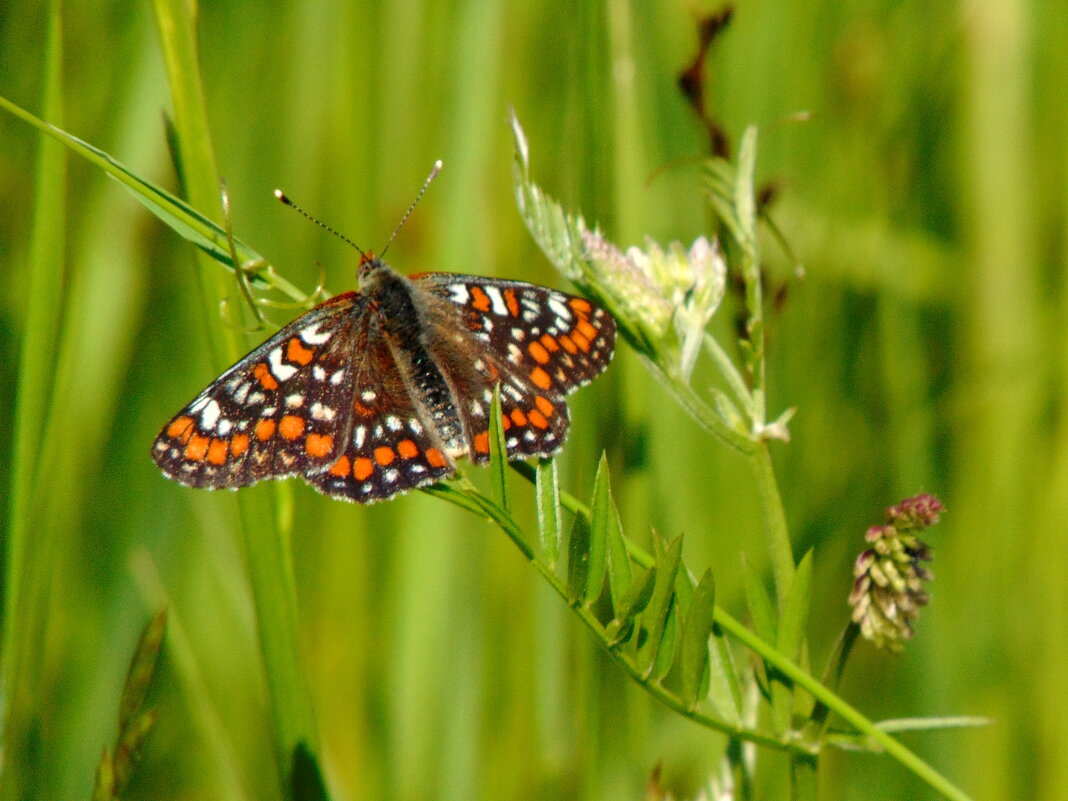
[151,254,616,503]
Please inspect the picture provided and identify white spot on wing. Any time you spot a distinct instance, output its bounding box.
[248,391,266,406]
[313,365,327,381]
[548,296,571,321]
[448,283,470,304]
[269,347,298,381]
[361,389,377,402]
[285,394,304,408]
[199,399,221,430]
[354,426,366,449]
[485,286,508,316]
[310,402,336,421]
[300,323,332,345]
[386,416,402,431]
[217,418,233,436]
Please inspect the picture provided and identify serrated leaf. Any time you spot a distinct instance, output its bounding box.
[638,534,683,678]
[488,384,510,514]
[591,455,631,613]
[0,94,271,285]
[705,623,743,726]
[679,568,717,708]
[535,457,562,568]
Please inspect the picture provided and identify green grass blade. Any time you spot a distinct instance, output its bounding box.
[1,10,65,796]
[0,94,274,289]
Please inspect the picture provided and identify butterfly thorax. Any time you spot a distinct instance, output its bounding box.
[360,258,466,455]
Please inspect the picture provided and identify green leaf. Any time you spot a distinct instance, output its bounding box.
[680,568,717,708]
[591,455,631,613]
[487,384,510,514]
[734,125,758,248]
[742,556,777,645]
[771,549,813,734]
[705,623,743,726]
[534,457,562,568]
[604,565,656,646]
[638,533,683,678]
[566,513,592,604]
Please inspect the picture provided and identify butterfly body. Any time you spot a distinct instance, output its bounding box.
[152,256,615,503]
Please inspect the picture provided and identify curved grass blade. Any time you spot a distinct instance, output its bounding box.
[0,93,275,290]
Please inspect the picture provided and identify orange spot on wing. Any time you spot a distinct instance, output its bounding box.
[470,286,491,312]
[353,457,374,480]
[577,319,598,341]
[230,433,250,457]
[528,409,550,429]
[184,434,210,461]
[329,455,351,476]
[540,333,560,352]
[305,432,334,457]
[504,288,520,316]
[206,439,229,465]
[510,408,528,426]
[527,341,550,364]
[253,362,279,390]
[571,331,591,352]
[530,366,552,390]
[534,395,555,417]
[569,297,592,314]
[397,439,419,459]
[287,337,314,366]
[426,447,447,468]
[167,416,195,443]
[280,415,305,439]
[353,400,374,416]
[256,419,277,441]
[473,431,490,454]
[374,446,396,466]
[559,335,578,354]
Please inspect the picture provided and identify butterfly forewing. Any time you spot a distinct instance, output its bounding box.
[152,292,364,489]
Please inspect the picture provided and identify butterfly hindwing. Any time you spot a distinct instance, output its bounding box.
[307,309,456,502]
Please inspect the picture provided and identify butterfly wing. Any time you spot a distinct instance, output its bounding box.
[152,293,362,489]
[413,273,616,463]
[306,307,456,502]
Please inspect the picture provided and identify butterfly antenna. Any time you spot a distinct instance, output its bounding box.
[381,159,443,257]
[274,189,366,257]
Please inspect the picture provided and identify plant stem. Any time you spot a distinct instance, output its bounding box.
[749,444,794,609]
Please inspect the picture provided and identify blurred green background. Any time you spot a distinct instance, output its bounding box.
[1,0,1065,799]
